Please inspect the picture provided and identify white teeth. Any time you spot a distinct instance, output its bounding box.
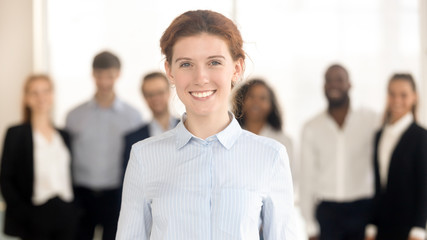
[191,91,214,98]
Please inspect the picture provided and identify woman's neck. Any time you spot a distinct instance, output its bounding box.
[95,91,115,108]
[244,120,265,135]
[389,111,411,125]
[184,111,231,140]
[31,112,54,141]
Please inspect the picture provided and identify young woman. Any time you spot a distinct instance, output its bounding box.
[233,78,295,181]
[0,74,78,240]
[116,10,295,239]
[365,74,427,240]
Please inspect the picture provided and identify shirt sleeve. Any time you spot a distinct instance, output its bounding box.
[300,126,320,236]
[262,146,297,239]
[116,147,152,239]
[409,227,426,239]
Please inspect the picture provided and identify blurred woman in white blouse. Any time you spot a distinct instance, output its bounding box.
[365,73,427,240]
[0,74,78,240]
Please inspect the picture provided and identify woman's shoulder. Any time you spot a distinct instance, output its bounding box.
[131,129,176,153]
[5,123,31,136]
[240,129,286,154]
[2,124,31,148]
[410,123,427,138]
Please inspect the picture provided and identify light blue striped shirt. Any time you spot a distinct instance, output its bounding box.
[117,113,296,240]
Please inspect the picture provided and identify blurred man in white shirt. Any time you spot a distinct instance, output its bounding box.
[300,64,379,240]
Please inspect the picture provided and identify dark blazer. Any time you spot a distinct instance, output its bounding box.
[372,122,427,234]
[123,119,179,174]
[0,123,71,237]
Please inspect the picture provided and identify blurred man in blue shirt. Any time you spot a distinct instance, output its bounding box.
[66,51,142,240]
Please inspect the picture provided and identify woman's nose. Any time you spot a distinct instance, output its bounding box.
[194,66,209,85]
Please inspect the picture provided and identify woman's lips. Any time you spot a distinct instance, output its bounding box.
[190,90,216,98]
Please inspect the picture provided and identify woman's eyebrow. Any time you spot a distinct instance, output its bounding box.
[207,55,225,60]
[175,55,225,63]
[175,57,192,63]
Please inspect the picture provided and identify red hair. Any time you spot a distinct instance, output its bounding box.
[160,10,245,64]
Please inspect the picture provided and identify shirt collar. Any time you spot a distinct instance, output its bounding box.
[384,112,414,135]
[324,106,354,130]
[88,97,123,111]
[175,112,242,150]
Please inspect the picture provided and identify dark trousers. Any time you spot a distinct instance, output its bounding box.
[316,199,372,240]
[74,186,121,240]
[376,228,409,240]
[23,197,79,240]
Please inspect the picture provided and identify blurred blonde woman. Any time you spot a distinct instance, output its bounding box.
[1,74,78,240]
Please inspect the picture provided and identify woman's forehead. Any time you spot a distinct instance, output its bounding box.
[172,34,232,61]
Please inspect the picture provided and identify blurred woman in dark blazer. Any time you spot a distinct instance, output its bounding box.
[0,74,78,240]
[365,74,427,240]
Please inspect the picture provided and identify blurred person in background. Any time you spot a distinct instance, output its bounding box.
[65,51,142,240]
[123,71,179,171]
[300,64,379,240]
[365,74,427,240]
[1,74,78,240]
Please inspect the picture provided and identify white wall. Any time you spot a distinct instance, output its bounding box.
[420,0,427,126]
[46,0,235,127]
[46,0,422,147]
[0,0,34,154]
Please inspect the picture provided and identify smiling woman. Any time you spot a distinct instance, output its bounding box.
[116,10,296,240]
[165,33,243,138]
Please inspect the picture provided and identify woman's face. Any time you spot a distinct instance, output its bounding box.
[165,33,243,118]
[387,79,416,121]
[243,84,272,123]
[25,78,53,115]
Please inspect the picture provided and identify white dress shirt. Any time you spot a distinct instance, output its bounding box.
[32,130,73,205]
[117,113,296,239]
[300,108,379,236]
[365,112,425,239]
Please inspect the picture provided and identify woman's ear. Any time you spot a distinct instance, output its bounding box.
[232,58,244,85]
[164,61,175,85]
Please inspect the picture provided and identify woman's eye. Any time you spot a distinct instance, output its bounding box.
[180,62,191,68]
[210,60,221,66]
